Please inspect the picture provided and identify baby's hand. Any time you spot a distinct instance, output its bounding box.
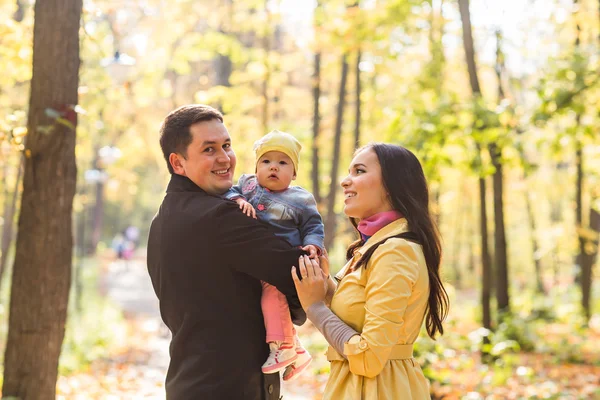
[235,198,257,219]
[301,245,321,259]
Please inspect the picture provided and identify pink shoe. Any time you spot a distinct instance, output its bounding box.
[262,342,297,374]
[283,339,312,381]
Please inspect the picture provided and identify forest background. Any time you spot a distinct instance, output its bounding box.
[0,0,599,398]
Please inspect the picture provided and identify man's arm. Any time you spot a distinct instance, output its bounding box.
[215,201,306,324]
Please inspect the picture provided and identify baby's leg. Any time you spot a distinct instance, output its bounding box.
[261,281,297,373]
[261,281,295,344]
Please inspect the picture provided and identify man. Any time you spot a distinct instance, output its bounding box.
[147,104,307,399]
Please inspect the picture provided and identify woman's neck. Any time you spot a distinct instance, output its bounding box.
[357,211,404,241]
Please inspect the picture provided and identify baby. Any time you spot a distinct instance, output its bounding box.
[225,130,324,381]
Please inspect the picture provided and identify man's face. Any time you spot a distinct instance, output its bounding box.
[255,151,295,192]
[169,119,236,195]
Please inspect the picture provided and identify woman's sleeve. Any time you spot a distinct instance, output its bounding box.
[343,239,420,378]
[306,302,358,356]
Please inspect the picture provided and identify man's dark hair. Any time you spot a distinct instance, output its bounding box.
[159,104,224,174]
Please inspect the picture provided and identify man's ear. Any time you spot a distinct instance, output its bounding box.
[169,153,186,176]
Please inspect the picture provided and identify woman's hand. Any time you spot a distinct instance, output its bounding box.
[291,255,327,311]
[319,248,330,277]
[318,248,337,306]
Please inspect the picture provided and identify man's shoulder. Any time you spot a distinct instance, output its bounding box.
[159,191,233,222]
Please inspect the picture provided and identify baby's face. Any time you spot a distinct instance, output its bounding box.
[256,151,296,192]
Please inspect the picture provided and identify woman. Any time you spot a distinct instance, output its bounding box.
[292,143,448,399]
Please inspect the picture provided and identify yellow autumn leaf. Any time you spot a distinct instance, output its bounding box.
[577,226,599,242]
[13,126,27,137]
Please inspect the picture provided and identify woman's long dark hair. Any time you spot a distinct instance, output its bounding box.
[345,143,449,339]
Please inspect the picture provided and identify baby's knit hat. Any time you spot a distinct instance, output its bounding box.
[253,130,302,173]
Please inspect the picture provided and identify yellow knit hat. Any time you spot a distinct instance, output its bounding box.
[253,130,302,173]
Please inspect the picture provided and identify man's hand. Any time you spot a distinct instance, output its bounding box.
[235,198,257,219]
[301,244,320,259]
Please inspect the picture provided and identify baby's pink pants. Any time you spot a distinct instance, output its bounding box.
[261,281,295,344]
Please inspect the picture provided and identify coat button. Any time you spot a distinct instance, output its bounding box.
[359,341,368,350]
[268,384,273,394]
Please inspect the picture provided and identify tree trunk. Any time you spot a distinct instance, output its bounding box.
[572,1,590,319]
[90,178,105,254]
[490,29,510,313]
[458,0,481,94]
[469,193,477,276]
[580,0,600,319]
[272,24,283,122]
[13,0,25,21]
[551,165,564,285]
[479,173,492,335]
[458,0,493,357]
[88,149,102,254]
[354,50,362,150]
[311,51,322,205]
[575,132,591,318]
[324,55,349,251]
[574,0,583,280]
[494,30,505,100]
[213,0,233,113]
[577,0,600,319]
[523,169,545,294]
[453,208,464,289]
[0,158,23,290]
[490,143,509,312]
[429,0,444,227]
[580,207,598,320]
[261,0,271,132]
[311,1,323,205]
[2,0,81,397]
[74,204,86,313]
[214,54,233,87]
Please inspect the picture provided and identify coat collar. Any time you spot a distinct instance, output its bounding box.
[166,173,207,193]
[356,218,409,256]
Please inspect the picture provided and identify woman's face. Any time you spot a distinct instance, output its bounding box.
[340,147,394,220]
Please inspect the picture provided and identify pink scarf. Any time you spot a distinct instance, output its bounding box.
[357,211,404,240]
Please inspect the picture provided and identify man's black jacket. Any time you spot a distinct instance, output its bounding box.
[147,174,306,400]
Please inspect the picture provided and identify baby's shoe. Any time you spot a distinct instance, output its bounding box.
[282,337,312,381]
[261,341,298,374]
